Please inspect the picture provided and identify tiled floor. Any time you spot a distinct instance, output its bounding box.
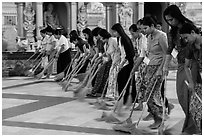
[2,71,186,135]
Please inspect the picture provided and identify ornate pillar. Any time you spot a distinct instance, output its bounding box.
[66,3,71,35]
[36,2,43,38]
[71,2,77,32]
[138,2,144,20]
[105,5,111,32]
[15,2,24,37]
[118,2,133,35]
[77,3,87,38]
[23,2,36,51]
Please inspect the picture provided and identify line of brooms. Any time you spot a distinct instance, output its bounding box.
[23,51,173,135]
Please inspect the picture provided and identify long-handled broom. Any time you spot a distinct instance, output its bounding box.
[125,77,134,110]
[35,58,56,79]
[95,73,134,123]
[27,59,44,77]
[61,55,87,89]
[63,55,91,91]
[113,74,134,114]
[76,62,102,100]
[72,59,99,96]
[59,52,80,84]
[158,75,167,135]
[112,78,159,134]
[24,52,44,75]
[135,78,159,128]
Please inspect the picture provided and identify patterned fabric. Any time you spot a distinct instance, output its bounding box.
[106,65,120,98]
[135,62,147,102]
[91,60,112,95]
[189,83,202,133]
[138,65,164,119]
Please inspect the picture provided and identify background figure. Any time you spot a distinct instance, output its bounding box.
[156,22,163,31]
[44,3,60,29]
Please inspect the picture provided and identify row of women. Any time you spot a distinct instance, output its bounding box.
[37,5,201,134]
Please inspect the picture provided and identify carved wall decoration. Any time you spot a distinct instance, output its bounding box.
[77,4,87,38]
[118,2,133,35]
[23,2,36,50]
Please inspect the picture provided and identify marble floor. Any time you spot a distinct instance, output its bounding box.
[2,70,186,135]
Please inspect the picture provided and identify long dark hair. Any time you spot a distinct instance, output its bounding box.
[142,16,157,27]
[163,5,194,40]
[82,28,94,47]
[111,23,135,63]
[98,29,111,39]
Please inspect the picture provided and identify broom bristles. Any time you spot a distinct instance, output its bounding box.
[114,97,124,113]
[77,87,91,100]
[36,72,44,79]
[125,95,132,110]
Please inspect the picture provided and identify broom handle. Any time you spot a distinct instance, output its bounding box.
[185,80,202,103]
[86,59,101,82]
[33,51,44,63]
[136,78,160,127]
[64,53,84,80]
[40,58,55,74]
[64,55,91,90]
[24,51,39,64]
[113,73,133,112]
[67,55,90,80]
[66,54,88,80]
[117,73,133,102]
[32,59,44,73]
[86,60,102,87]
[128,77,140,119]
[63,55,85,82]
[101,79,109,99]
[63,52,79,79]
[86,63,102,88]
[158,76,167,133]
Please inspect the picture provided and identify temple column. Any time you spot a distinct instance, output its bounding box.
[15,2,24,37]
[138,2,144,19]
[105,5,111,32]
[36,2,43,38]
[71,2,77,31]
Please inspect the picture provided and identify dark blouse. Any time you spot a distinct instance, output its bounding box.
[185,43,202,83]
[119,37,135,65]
[75,38,89,53]
[166,30,189,64]
[96,39,105,54]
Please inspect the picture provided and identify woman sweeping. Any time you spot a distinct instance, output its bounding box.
[139,16,168,129]
[69,31,90,74]
[163,5,200,134]
[53,28,72,80]
[87,28,112,98]
[111,23,136,105]
[98,29,121,99]
[180,23,202,134]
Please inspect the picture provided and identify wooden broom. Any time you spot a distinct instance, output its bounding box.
[72,59,99,96]
[26,59,44,77]
[95,74,134,124]
[35,58,56,79]
[59,52,79,84]
[76,62,102,100]
[125,77,134,109]
[61,55,87,89]
[63,55,91,91]
[158,75,167,135]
